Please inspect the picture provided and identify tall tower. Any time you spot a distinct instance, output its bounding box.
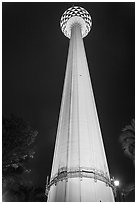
[46,6,115,202]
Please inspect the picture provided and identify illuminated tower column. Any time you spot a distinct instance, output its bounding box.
[46,6,115,202]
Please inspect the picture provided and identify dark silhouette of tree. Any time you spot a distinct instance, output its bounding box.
[21,185,47,202]
[3,114,38,175]
[119,119,135,201]
[119,119,135,164]
[3,179,46,202]
[2,114,39,201]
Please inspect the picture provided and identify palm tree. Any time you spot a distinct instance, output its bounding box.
[119,119,135,201]
[119,119,135,164]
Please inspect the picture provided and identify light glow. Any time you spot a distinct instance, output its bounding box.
[114,180,120,186]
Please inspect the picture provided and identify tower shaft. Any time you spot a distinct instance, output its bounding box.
[47,24,114,201]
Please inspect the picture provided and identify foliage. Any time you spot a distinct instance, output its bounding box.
[3,114,38,177]
[2,114,41,201]
[119,119,135,201]
[119,119,135,163]
[3,178,47,202]
[122,183,135,196]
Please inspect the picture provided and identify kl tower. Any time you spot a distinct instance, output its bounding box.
[46,6,115,202]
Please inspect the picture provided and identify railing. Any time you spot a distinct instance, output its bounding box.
[45,167,116,196]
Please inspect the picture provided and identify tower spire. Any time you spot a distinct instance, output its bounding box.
[46,6,115,202]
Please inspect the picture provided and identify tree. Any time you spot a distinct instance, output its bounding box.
[2,114,38,201]
[119,119,135,201]
[3,179,47,202]
[3,114,38,176]
[119,119,135,164]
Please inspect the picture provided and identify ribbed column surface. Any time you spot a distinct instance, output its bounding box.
[47,25,114,202]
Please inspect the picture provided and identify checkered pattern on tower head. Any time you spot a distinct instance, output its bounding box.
[60,6,92,38]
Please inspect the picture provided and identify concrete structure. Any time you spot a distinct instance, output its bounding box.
[46,6,115,202]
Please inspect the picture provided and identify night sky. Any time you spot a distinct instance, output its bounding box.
[3,1,135,195]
